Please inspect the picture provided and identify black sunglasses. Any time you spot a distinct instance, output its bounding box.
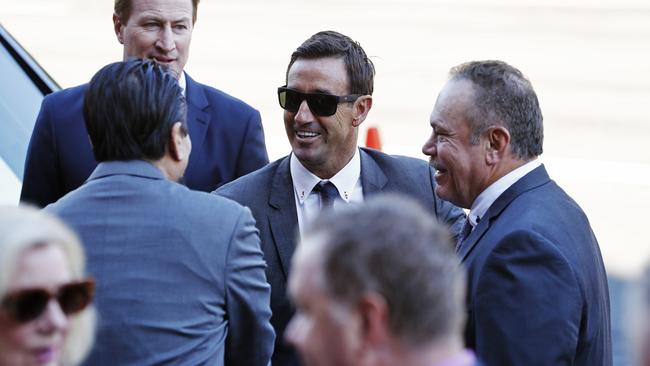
[277,86,362,117]
[1,279,95,323]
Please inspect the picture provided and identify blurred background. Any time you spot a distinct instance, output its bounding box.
[1,0,648,364]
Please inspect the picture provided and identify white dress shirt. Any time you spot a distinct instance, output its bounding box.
[290,148,363,238]
[179,72,187,97]
[468,159,542,229]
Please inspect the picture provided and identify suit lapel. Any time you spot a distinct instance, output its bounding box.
[184,73,210,154]
[268,157,299,277]
[458,165,552,261]
[359,148,387,196]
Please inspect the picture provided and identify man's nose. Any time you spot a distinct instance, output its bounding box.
[422,134,437,157]
[284,316,302,348]
[156,25,176,52]
[294,100,314,124]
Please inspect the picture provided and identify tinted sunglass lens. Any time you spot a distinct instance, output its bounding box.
[58,283,93,315]
[278,90,288,109]
[12,290,49,323]
[284,90,303,112]
[307,94,337,117]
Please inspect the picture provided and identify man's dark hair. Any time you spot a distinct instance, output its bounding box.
[287,30,375,95]
[450,60,544,159]
[83,59,186,162]
[304,194,465,346]
[114,0,200,24]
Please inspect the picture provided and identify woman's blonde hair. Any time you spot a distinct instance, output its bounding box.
[0,205,95,365]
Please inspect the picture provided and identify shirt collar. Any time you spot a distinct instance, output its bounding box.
[290,148,361,204]
[178,71,187,97]
[469,159,541,226]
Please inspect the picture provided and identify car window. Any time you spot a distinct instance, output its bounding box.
[0,43,43,181]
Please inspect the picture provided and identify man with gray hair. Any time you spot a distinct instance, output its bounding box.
[285,195,479,366]
[422,60,611,365]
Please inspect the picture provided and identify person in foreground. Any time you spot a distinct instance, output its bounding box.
[286,194,480,366]
[422,60,611,365]
[215,30,465,366]
[46,59,274,366]
[21,0,269,207]
[0,205,95,366]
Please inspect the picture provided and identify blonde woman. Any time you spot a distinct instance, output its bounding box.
[0,205,95,365]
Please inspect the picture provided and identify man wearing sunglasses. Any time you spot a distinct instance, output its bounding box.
[215,30,466,366]
[46,59,275,366]
[21,0,269,208]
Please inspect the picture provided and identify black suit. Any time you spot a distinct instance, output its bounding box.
[216,148,466,366]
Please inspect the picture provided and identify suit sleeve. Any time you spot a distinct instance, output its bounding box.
[429,165,466,240]
[235,109,269,178]
[224,207,275,366]
[473,230,582,366]
[20,97,63,208]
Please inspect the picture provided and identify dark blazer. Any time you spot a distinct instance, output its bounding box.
[215,148,466,366]
[21,73,269,207]
[46,160,275,366]
[458,165,611,366]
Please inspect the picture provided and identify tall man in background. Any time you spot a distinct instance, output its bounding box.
[47,59,274,366]
[422,60,611,365]
[216,30,465,366]
[21,0,268,207]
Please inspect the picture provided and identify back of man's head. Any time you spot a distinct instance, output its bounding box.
[84,59,187,162]
[306,194,466,348]
[450,60,544,160]
[287,30,375,95]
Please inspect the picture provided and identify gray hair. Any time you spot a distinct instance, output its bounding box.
[304,194,466,346]
[0,205,95,365]
[450,60,544,159]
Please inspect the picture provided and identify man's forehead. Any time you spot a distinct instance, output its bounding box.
[431,79,475,119]
[129,0,193,20]
[287,57,348,93]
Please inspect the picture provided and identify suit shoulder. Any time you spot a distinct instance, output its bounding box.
[361,148,430,170]
[43,83,88,105]
[214,157,284,200]
[173,183,248,215]
[194,81,258,115]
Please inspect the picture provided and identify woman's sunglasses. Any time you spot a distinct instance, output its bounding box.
[277,86,361,117]
[1,279,95,323]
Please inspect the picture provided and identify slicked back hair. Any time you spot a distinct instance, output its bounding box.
[287,30,375,95]
[83,59,186,162]
[450,60,544,159]
[114,0,200,24]
[304,194,466,347]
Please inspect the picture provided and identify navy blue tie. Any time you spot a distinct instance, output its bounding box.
[314,181,341,210]
[456,218,475,252]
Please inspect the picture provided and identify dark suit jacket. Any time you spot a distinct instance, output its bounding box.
[215,148,466,366]
[46,160,275,366]
[21,72,269,207]
[458,165,611,366]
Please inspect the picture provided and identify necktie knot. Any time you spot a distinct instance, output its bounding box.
[313,181,341,210]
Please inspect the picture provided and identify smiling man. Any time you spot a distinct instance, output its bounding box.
[21,0,269,207]
[422,60,612,366]
[215,30,465,366]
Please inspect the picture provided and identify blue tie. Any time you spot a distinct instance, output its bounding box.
[456,217,476,252]
[314,181,341,210]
